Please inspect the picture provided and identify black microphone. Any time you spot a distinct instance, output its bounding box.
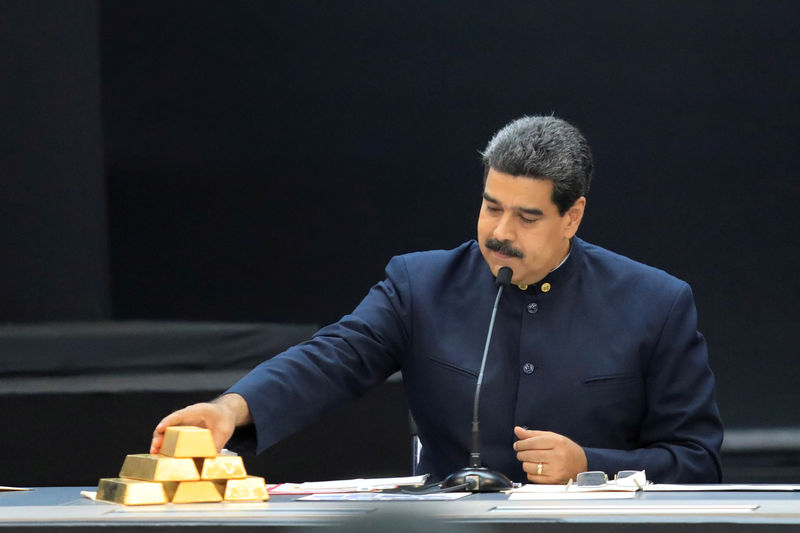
[441,266,514,492]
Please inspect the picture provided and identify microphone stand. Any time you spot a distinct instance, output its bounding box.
[440,267,514,492]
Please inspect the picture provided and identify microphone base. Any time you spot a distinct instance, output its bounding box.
[441,467,513,492]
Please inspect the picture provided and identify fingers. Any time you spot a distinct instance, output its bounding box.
[149,403,229,455]
[150,408,196,453]
[516,449,545,465]
[150,413,182,454]
[211,431,231,453]
[521,461,560,484]
[512,427,589,484]
[518,454,565,484]
[513,427,557,451]
[514,426,553,440]
[513,427,558,484]
[159,404,215,430]
[516,448,553,481]
[514,426,549,439]
[149,433,162,455]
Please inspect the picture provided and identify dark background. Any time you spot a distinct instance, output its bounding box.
[1,0,799,484]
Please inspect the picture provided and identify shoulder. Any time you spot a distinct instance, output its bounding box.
[394,240,480,266]
[576,238,690,298]
[385,240,488,288]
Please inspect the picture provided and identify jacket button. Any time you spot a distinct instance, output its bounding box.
[526,302,538,314]
[522,363,535,375]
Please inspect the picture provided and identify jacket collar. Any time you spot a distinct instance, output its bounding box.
[512,237,584,295]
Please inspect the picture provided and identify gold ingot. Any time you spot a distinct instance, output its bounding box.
[213,476,269,501]
[540,282,551,293]
[196,455,247,479]
[97,477,167,505]
[119,453,200,481]
[160,426,217,458]
[163,481,223,503]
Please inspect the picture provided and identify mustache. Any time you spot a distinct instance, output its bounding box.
[485,238,524,258]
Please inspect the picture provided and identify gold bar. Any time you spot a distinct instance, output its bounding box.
[196,455,246,480]
[119,453,200,481]
[213,476,269,501]
[160,426,217,458]
[163,481,223,503]
[97,478,167,505]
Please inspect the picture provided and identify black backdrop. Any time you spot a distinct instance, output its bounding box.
[3,1,799,432]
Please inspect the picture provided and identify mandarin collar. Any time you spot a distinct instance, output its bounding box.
[512,237,584,295]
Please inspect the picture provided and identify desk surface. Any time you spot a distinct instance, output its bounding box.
[1,486,799,532]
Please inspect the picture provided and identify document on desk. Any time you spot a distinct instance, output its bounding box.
[268,475,430,494]
[508,484,637,500]
[1,486,32,492]
[299,492,470,501]
[645,483,800,491]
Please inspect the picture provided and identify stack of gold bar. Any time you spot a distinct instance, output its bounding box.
[96,426,269,505]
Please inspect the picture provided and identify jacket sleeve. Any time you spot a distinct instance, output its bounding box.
[225,256,412,454]
[583,282,724,482]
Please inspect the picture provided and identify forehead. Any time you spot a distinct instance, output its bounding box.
[483,168,557,210]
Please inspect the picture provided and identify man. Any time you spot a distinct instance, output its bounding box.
[151,116,723,484]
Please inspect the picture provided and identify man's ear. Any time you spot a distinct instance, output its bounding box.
[563,197,586,238]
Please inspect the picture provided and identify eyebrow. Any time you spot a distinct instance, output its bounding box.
[482,191,544,216]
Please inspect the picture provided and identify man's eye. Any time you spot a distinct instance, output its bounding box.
[487,206,502,213]
[520,216,537,224]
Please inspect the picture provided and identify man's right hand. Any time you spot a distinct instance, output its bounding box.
[150,393,252,454]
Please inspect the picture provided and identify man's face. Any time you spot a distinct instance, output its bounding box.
[477,168,585,286]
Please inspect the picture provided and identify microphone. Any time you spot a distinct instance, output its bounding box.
[441,266,514,492]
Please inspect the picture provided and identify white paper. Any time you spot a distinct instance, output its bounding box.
[508,491,636,500]
[510,481,639,494]
[493,503,758,514]
[269,474,430,494]
[299,492,470,501]
[645,483,800,492]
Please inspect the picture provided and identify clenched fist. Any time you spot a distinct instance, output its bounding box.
[513,426,588,484]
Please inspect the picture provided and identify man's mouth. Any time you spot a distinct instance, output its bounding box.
[485,238,524,259]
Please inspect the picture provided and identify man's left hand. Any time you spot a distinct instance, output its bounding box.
[513,426,588,484]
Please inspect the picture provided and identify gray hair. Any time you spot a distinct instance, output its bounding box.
[481,115,594,215]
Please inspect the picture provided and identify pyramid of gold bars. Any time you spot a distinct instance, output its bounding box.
[96,426,269,505]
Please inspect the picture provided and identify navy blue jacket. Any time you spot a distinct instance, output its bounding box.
[228,238,723,483]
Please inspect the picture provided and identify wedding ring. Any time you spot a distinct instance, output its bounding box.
[537,462,543,476]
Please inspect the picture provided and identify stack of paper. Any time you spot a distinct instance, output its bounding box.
[269,475,429,494]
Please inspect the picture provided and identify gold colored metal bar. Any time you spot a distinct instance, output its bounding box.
[163,481,224,503]
[119,453,200,481]
[196,455,247,480]
[159,426,217,458]
[96,478,167,505]
[213,476,269,501]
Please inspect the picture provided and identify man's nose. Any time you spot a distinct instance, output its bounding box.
[493,214,515,242]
